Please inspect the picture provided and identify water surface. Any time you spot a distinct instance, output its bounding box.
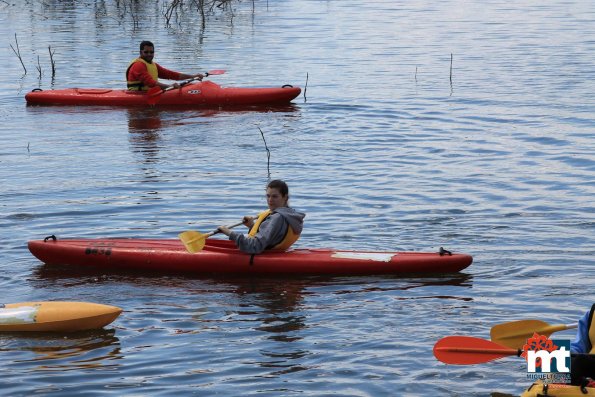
[0,1,593,395]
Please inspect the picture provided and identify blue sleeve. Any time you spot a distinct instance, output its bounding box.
[570,310,590,354]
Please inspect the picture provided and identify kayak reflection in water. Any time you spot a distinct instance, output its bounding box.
[126,40,204,91]
[570,303,595,386]
[217,180,306,254]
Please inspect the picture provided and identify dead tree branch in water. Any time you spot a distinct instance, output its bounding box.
[48,46,56,77]
[258,126,271,180]
[164,0,237,27]
[36,55,42,79]
[304,72,308,103]
[449,53,453,84]
[130,9,139,29]
[10,33,27,75]
[164,0,182,26]
[449,53,453,95]
[196,0,206,26]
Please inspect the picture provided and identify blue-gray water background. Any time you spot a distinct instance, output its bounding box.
[0,1,593,395]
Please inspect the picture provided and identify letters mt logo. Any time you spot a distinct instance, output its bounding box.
[522,332,571,383]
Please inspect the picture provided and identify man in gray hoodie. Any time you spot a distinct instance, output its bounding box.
[218,180,305,254]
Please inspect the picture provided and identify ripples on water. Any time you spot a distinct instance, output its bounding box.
[1,1,594,395]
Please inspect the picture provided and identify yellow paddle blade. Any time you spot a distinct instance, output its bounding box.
[178,230,208,253]
[490,319,571,349]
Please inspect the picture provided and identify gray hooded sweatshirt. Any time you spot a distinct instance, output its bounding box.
[228,207,305,254]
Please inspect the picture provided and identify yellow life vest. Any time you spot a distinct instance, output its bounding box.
[126,58,158,91]
[248,209,300,251]
[589,304,595,354]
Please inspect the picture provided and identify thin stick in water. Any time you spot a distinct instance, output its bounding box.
[449,53,453,84]
[304,72,308,103]
[36,55,42,79]
[10,33,27,74]
[257,126,271,179]
[48,46,56,77]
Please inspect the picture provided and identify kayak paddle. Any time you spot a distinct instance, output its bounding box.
[178,220,243,253]
[147,69,226,105]
[433,336,520,365]
[491,319,578,349]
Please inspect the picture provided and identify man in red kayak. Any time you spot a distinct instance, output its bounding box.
[126,41,204,91]
[217,180,305,254]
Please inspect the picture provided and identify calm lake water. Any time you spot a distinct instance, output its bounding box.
[1,1,594,396]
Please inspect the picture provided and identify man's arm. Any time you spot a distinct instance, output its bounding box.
[157,64,203,82]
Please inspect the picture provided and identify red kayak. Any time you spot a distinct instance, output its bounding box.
[28,236,472,275]
[25,81,301,107]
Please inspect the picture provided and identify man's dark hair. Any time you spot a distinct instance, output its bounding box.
[140,41,154,51]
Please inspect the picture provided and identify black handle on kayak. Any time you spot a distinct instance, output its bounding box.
[439,247,452,256]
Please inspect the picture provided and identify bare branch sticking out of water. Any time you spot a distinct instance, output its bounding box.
[130,7,139,29]
[160,0,239,29]
[304,72,308,103]
[197,0,206,27]
[10,33,27,75]
[449,53,454,95]
[415,66,418,83]
[258,126,271,180]
[164,0,182,26]
[36,55,42,79]
[121,0,140,29]
[449,53,453,84]
[48,46,56,77]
